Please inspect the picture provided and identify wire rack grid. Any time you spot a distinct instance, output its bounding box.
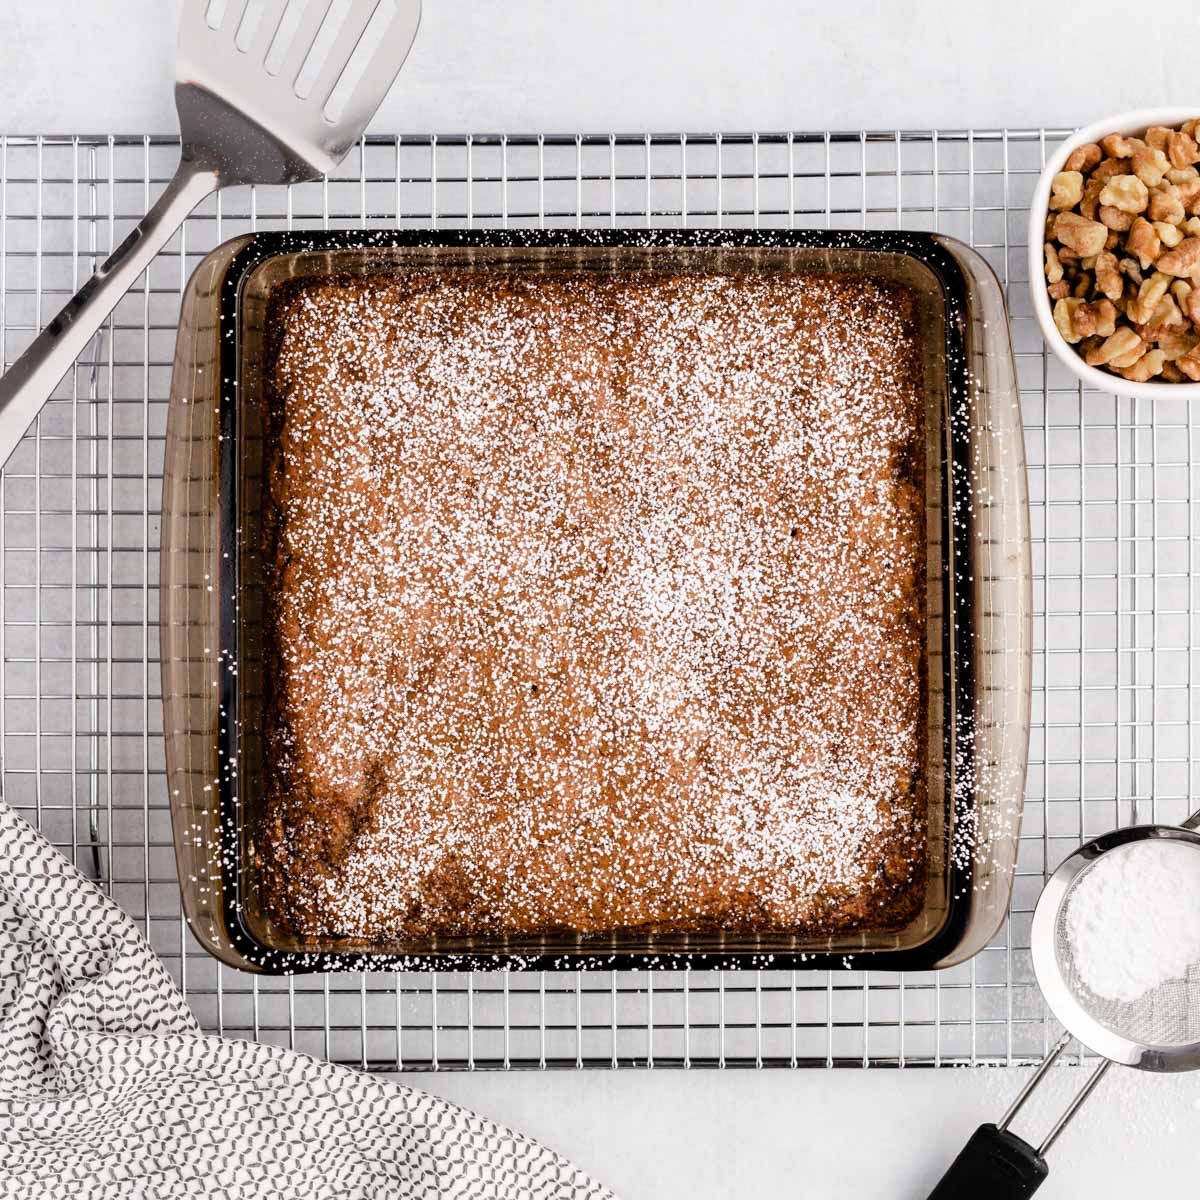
[0,128,1188,1070]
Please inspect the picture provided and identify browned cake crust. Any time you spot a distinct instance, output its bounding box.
[257,267,928,942]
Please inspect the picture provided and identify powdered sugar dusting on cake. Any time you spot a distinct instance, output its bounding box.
[260,269,927,940]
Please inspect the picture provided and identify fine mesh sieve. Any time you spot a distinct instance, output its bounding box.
[1048,839,1200,1056]
[928,811,1200,1200]
[1031,821,1200,1073]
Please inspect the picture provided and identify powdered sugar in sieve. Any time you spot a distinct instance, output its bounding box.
[1064,839,1200,1005]
[1052,837,1200,1050]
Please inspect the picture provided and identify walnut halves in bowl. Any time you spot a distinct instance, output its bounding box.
[1043,119,1200,384]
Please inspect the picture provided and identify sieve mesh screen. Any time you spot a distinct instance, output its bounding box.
[1054,850,1200,1048]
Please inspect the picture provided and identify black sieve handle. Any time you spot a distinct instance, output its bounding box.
[925,1123,1048,1199]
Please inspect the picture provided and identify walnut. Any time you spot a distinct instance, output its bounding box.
[1100,205,1134,231]
[1129,271,1171,323]
[1072,303,1099,338]
[1044,242,1063,284]
[1176,178,1200,214]
[1047,279,1071,300]
[1177,344,1200,380]
[1049,171,1084,211]
[1055,211,1109,255]
[1110,338,1150,370]
[1099,175,1150,214]
[1094,251,1123,300]
[1118,348,1166,382]
[1145,127,1173,153]
[1101,133,1136,158]
[1065,143,1102,173]
[1155,220,1185,248]
[1085,327,1143,366]
[1089,299,1118,337]
[1053,297,1085,344]
[1080,178,1105,220]
[1062,298,1116,339]
[1168,131,1200,169]
[1162,360,1187,381]
[1156,237,1200,278]
[1092,158,1131,183]
[1119,256,1143,285]
[1135,296,1184,340]
[1133,143,1171,188]
[1148,186,1185,225]
[1126,216,1161,268]
[1174,279,1200,324]
[1158,329,1199,361]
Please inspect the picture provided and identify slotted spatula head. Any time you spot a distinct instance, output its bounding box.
[175,0,422,184]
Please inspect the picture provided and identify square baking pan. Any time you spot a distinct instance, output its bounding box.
[162,229,1031,974]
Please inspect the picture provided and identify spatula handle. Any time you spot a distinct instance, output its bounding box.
[0,159,218,468]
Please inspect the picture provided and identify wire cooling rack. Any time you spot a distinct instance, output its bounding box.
[1,129,1190,1069]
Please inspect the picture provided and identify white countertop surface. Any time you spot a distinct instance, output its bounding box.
[2,2,1200,1196]
[2,0,1196,135]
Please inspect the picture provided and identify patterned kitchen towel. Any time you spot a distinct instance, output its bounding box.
[0,800,615,1199]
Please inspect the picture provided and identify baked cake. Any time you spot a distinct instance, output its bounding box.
[257,266,928,943]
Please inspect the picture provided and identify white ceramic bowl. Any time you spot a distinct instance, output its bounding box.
[1028,107,1200,400]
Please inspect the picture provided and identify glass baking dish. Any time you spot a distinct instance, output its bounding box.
[162,229,1031,974]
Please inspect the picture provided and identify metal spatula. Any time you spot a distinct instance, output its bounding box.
[0,0,422,465]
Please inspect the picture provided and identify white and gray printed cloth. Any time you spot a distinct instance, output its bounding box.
[0,800,614,1199]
